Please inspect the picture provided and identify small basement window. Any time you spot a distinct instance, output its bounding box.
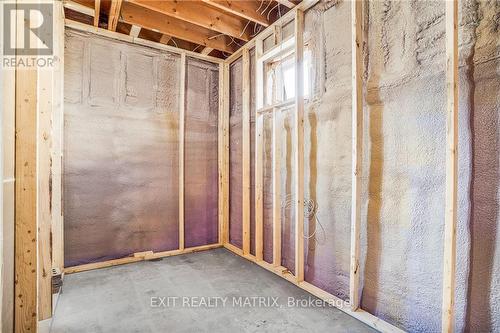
[264,48,311,106]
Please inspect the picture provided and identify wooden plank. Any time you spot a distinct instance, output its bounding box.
[242,48,251,255]
[442,0,458,332]
[202,0,270,27]
[52,0,65,274]
[37,51,53,322]
[65,19,224,63]
[64,244,223,274]
[224,241,404,333]
[349,0,363,311]
[179,54,186,251]
[2,26,16,333]
[127,0,252,41]
[129,24,141,38]
[218,63,230,244]
[14,16,38,333]
[64,0,94,17]
[272,107,281,267]
[201,47,214,55]
[222,63,230,244]
[254,38,264,261]
[108,0,123,31]
[120,2,238,54]
[159,34,171,45]
[94,0,100,26]
[293,9,305,283]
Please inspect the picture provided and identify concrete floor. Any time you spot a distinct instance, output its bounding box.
[51,249,376,332]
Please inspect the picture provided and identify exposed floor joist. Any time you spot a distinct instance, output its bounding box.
[121,2,238,53]
[64,0,298,59]
[108,0,123,31]
[202,0,272,27]
[128,0,253,41]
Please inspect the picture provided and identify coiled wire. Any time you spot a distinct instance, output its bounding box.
[281,194,325,247]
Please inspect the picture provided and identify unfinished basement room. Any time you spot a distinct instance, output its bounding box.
[1,0,499,332]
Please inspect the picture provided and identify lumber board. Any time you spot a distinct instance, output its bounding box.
[242,48,251,255]
[442,0,459,332]
[293,9,305,283]
[64,244,223,274]
[179,54,186,251]
[349,0,363,311]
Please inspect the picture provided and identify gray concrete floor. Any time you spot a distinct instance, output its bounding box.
[51,248,376,332]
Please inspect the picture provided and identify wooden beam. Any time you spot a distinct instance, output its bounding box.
[52,0,65,277]
[179,54,186,251]
[14,15,38,333]
[64,244,223,274]
[442,0,458,332]
[201,47,214,55]
[218,63,230,244]
[159,34,171,45]
[37,45,53,322]
[64,0,94,17]
[242,48,251,255]
[272,107,281,267]
[129,24,141,38]
[108,0,123,31]
[202,0,270,27]
[349,0,363,311]
[128,0,252,41]
[65,19,224,64]
[254,38,264,261]
[293,9,305,283]
[120,2,237,54]
[94,0,100,26]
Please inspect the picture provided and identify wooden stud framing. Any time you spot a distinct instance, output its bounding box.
[272,108,282,267]
[218,63,230,244]
[201,0,271,27]
[127,0,253,41]
[242,48,251,255]
[254,38,264,261]
[93,0,100,27]
[201,47,214,56]
[349,0,363,311]
[108,0,123,31]
[442,0,458,332]
[37,50,53,322]
[14,12,38,332]
[293,9,305,283]
[179,54,186,251]
[52,0,65,274]
[63,244,223,274]
[120,3,238,54]
[129,25,141,38]
[65,20,224,64]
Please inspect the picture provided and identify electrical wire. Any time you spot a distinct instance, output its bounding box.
[281,194,325,245]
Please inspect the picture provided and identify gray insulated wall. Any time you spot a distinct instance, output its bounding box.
[184,58,219,248]
[64,29,181,266]
[301,1,499,332]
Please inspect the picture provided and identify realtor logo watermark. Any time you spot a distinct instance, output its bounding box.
[150,296,350,309]
[2,1,55,68]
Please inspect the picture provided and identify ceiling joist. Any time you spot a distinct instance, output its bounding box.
[121,3,238,54]
[108,0,123,31]
[128,0,253,41]
[202,0,271,27]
